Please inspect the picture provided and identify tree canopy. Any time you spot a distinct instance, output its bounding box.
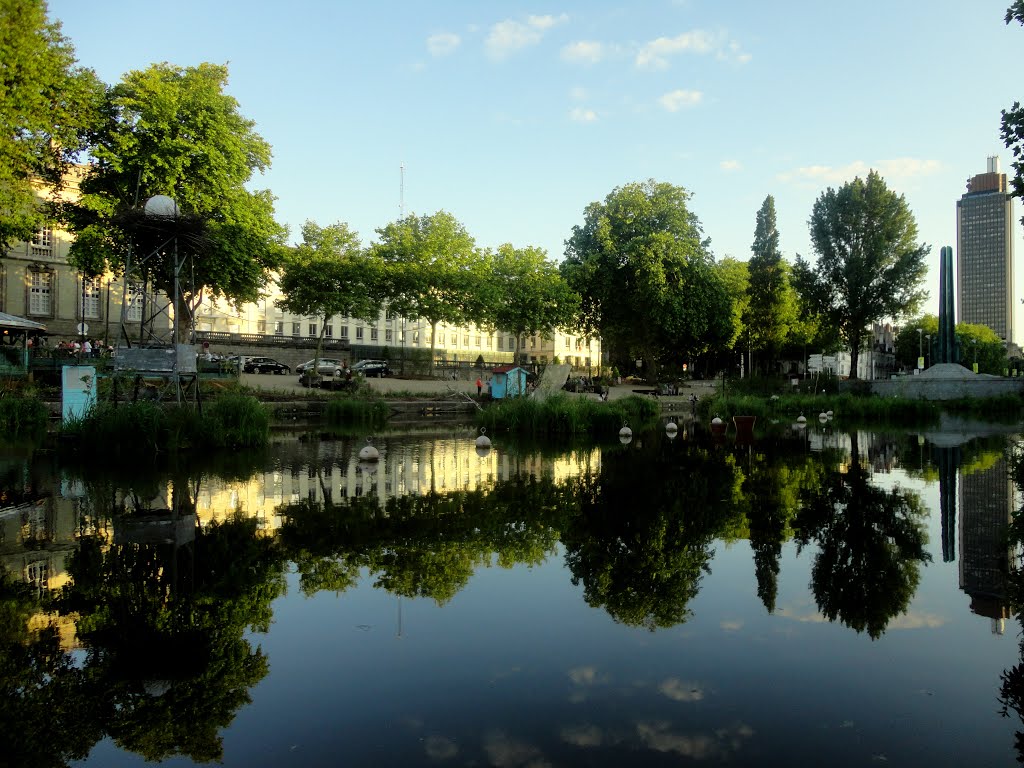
[794,171,929,379]
[61,62,287,330]
[372,211,485,368]
[276,220,383,370]
[0,0,102,251]
[561,179,733,374]
[747,196,796,371]
[485,243,581,364]
[1004,3,1024,227]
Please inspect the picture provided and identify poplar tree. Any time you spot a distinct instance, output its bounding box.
[746,195,794,373]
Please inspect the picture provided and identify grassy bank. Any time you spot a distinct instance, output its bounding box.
[697,392,943,426]
[476,394,660,437]
[59,392,270,454]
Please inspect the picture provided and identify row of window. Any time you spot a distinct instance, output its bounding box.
[24,270,144,321]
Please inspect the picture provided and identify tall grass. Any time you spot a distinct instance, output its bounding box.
[698,392,941,426]
[0,394,49,437]
[59,393,269,453]
[477,394,660,437]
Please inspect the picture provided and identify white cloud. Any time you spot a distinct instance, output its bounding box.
[659,89,703,111]
[636,30,716,69]
[569,107,597,122]
[777,157,942,185]
[486,13,569,59]
[569,86,588,101]
[659,678,705,702]
[562,40,604,64]
[426,32,461,57]
[636,30,749,69]
[720,159,742,171]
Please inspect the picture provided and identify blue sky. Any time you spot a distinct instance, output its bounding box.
[49,0,1024,325]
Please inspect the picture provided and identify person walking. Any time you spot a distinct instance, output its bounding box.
[476,376,483,397]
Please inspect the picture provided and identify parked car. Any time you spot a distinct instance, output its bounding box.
[351,359,392,378]
[243,356,291,375]
[295,358,343,376]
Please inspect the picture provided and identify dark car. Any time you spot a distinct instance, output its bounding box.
[243,356,291,375]
[351,359,391,378]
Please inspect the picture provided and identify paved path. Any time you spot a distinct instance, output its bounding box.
[240,372,718,404]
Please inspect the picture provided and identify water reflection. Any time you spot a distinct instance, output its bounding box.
[0,427,1019,766]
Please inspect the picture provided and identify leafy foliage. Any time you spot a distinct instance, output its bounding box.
[795,171,929,378]
[0,0,103,251]
[1003,3,1024,227]
[61,62,287,323]
[373,211,485,368]
[561,179,734,375]
[747,196,798,370]
[485,244,581,363]
[277,220,382,370]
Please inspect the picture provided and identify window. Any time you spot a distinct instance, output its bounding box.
[28,270,52,316]
[413,331,420,344]
[341,325,349,339]
[308,323,317,337]
[565,336,571,349]
[126,282,144,322]
[82,277,101,319]
[30,227,52,257]
[464,335,469,346]
[530,336,536,350]
[451,333,457,346]
[274,321,284,336]
[509,337,515,349]
[356,326,364,340]
[385,309,395,320]
[292,321,301,336]
[401,329,406,343]
[324,325,333,337]
[475,335,481,347]
[386,329,393,342]
[498,336,504,350]
[371,327,378,341]
[257,319,267,334]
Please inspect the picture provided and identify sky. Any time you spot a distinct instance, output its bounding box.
[47,0,1024,331]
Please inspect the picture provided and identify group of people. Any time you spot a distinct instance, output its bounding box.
[29,337,111,357]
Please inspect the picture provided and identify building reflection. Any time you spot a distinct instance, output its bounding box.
[958,452,1015,634]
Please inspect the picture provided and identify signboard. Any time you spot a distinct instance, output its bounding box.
[62,365,96,421]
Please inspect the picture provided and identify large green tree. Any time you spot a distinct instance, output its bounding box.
[747,195,796,372]
[276,221,383,375]
[794,171,929,379]
[0,0,102,251]
[1003,3,1024,226]
[62,62,287,336]
[372,211,486,371]
[561,179,733,376]
[485,243,581,365]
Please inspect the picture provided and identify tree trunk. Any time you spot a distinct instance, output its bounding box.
[848,331,861,380]
[429,319,438,373]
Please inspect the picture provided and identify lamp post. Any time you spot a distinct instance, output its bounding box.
[925,334,931,369]
[917,328,923,370]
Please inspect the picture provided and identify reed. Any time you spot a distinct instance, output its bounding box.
[0,394,49,437]
[477,394,660,436]
[323,396,391,429]
[698,392,942,426]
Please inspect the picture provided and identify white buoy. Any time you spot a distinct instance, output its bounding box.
[826,410,834,418]
[665,420,678,433]
[619,425,632,438]
[619,433,633,445]
[796,414,807,424]
[475,427,492,449]
[358,437,379,462]
[711,416,723,427]
[818,412,828,422]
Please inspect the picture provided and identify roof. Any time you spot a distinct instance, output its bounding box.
[492,365,528,374]
[0,311,46,332]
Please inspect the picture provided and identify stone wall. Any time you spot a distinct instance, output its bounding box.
[870,373,1024,400]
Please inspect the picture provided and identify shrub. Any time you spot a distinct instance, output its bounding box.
[0,394,49,437]
[476,394,659,437]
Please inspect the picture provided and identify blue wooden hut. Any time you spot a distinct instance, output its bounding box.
[489,365,529,399]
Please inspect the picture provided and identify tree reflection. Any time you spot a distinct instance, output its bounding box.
[277,475,570,604]
[794,432,930,639]
[560,437,744,630]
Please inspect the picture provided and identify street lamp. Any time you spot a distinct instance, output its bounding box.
[925,334,931,369]
[917,328,923,370]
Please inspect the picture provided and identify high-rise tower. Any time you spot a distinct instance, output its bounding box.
[956,156,1015,344]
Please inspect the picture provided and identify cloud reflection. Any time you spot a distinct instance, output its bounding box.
[424,735,458,760]
[637,720,754,759]
[561,723,603,747]
[658,678,705,702]
[482,729,551,767]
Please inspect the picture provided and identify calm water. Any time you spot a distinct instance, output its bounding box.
[2,423,1023,767]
